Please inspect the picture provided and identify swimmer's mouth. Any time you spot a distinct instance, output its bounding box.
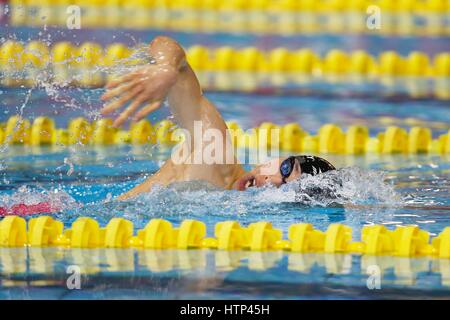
[245,177,256,189]
[235,175,256,191]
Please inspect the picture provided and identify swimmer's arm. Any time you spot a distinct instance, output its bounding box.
[101,36,228,139]
[117,159,177,200]
[102,36,239,200]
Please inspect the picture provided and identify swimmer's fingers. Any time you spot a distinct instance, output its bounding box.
[101,80,140,101]
[101,85,144,116]
[132,101,162,122]
[105,72,139,90]
[113,95,147,127]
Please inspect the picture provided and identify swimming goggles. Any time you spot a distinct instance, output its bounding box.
[279,156,297,184]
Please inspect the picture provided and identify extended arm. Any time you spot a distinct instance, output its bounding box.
[101,36,243,200]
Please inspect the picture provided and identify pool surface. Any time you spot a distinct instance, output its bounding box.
[1,26,450,299]
[1,87,450,299]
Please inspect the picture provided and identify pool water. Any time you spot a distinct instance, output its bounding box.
[1,24,450,299]
[1,86,449,299]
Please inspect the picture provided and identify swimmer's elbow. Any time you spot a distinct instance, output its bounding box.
[117,190,134,201]
[117,176,158,201]
[116,183,145,201]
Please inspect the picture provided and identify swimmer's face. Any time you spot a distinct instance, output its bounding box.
[233,157,302,191]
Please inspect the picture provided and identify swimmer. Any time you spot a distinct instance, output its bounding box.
[100,36,335,200]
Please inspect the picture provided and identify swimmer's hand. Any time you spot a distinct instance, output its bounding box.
[101,36,185,128]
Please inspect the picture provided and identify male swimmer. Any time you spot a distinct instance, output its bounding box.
[100,36,335,200]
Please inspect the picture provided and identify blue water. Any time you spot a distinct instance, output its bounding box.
[1,87,450,299]
[1,27,450,299]
[1,248,449,299]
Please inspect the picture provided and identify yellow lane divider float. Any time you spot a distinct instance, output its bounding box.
[1,216,450,259]
[1,116,449,155]
[8,0,450,36]
[1,41,449,99]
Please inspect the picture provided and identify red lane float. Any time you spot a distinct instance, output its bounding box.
[0,202,56,216]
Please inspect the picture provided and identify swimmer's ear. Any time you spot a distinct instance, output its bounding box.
[294,159,301,174]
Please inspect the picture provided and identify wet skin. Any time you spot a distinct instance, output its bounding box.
[100,36,304,200]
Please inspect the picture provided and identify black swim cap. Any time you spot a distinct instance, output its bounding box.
[294,155,336,176]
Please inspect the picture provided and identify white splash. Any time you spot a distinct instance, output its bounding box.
[0,186,79,211]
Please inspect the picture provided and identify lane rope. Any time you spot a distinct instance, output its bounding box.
[5,0,450,36]
[0,215,449,259]
[2,116,449,155]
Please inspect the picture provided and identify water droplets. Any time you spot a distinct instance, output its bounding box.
[0,185,78,212]
[71,168,401,221]
[291,167,401,207]
[64,157,74,176]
